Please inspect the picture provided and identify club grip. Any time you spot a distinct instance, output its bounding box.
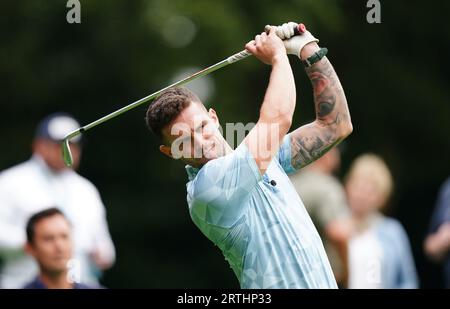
[265,23,306,37]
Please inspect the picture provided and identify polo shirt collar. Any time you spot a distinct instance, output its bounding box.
[185,165,200,181]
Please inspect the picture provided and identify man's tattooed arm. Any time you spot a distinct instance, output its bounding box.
[290,49,352,170]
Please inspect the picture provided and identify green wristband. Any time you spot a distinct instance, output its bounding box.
[301,47,328,67]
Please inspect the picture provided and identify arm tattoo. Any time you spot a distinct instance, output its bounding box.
[291,57,351,170]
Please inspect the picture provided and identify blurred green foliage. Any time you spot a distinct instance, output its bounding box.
[1,0,449,287]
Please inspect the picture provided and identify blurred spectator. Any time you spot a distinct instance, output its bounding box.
[290,147,350,287]
[345,154,418,288]
[424,177,450,288]
[23,208,97,289]
[0,113,115,288]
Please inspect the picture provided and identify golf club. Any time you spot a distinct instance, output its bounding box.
[62,23,306,167]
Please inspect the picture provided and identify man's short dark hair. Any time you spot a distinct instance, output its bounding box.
[145,87,202,140]
[26,208,68,244]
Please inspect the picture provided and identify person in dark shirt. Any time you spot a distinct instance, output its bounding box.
[424,177,450,288]
[22,208,98,289]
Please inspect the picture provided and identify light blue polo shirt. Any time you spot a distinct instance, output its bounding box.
[186,134,337,289]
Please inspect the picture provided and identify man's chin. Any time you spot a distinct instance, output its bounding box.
[44,265,68,276]
[183,156,215,168]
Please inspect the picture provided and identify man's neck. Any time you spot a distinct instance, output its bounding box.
[32,154,65,175]
[39,271,73,289]
[222,141,233,156]
[352,212,381,232]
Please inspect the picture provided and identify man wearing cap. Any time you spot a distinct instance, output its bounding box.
[0,113,115,288]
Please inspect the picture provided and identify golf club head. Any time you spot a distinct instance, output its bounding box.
[62,138,74,167]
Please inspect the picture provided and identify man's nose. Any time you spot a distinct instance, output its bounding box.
[193,130,205,143]
[55,237,68,250]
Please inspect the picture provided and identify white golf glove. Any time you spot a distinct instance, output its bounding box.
[265,22,319,59]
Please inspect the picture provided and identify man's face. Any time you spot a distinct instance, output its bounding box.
[26,214,73,275]
[33,139,81,171]
[160,102,226,167]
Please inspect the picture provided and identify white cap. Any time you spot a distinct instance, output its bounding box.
[35,113,81,143]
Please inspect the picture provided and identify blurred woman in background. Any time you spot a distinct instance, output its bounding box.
[345,154,418,288]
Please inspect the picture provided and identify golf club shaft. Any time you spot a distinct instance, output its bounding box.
[63,50,251,142]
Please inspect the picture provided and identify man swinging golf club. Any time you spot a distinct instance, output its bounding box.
[146,22,352,288]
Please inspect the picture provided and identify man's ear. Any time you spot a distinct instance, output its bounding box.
[208,108,220,126]
[24,242,35,258]
[159,145,173,159]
